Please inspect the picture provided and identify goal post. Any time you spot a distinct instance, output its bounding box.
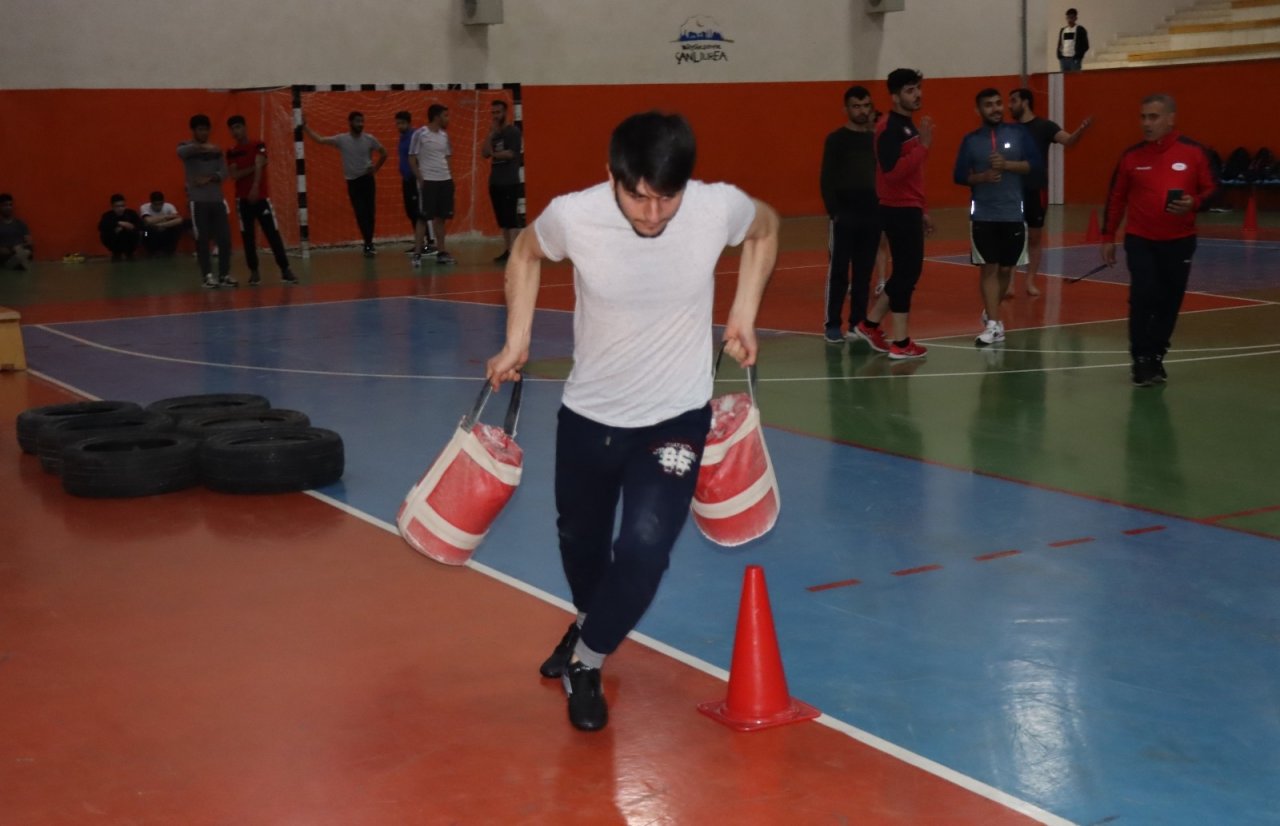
[258,83,524,256]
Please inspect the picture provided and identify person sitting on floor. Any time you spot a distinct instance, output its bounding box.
[139,191,188,257]
[98,193,142,261]
[0,193,33,271]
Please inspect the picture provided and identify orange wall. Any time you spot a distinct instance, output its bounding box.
[4,63,1276,260]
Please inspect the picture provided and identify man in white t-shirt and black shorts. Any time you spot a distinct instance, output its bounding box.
[486,111,780,732]
[409,104,457,266]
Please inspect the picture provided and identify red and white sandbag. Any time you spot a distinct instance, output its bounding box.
[692,365,780,547]
[397,381,523,566]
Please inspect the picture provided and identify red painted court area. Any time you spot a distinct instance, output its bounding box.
[1,373,1044,825]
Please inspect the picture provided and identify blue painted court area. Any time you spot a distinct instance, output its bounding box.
[932,238,1280,293]
[23,298,1280,826]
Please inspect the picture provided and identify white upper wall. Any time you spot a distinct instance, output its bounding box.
[3,0,1187,89]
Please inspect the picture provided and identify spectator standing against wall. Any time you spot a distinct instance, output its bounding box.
[178,114,235,288]
[97,194,142,262]
[482,99,523,264]
[302,111,387,257]
[1057,9,1090,72]
[409,104,458,267]
[1007,87,1092,296]
[395,111,436,257]
[226,115,297,285]
[1099,94,1219,387]
[819,84,880,343]
[0,194,32,271]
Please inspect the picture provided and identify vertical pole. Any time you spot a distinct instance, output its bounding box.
[292,85,311,259]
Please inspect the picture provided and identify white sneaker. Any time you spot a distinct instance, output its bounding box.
[202,273,218,289]
[975,319,1005,346]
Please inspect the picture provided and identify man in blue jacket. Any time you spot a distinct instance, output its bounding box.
[953,88,1041,345]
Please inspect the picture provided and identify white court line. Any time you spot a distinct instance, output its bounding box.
[32,323,1280,385]
[303,491,1075,826]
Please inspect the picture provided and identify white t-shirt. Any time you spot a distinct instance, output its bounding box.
[1060,25,1078,57]
[535,180,756,428]
[408,127,452,181]
[140,201,178,220]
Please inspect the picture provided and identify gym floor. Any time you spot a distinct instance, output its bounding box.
[2,206,1277,825]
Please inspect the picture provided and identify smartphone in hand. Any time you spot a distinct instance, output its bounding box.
[1165,188,1185,209]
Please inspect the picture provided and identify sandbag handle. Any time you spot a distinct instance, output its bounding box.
[712,343,759,407]
[462,376,524,438]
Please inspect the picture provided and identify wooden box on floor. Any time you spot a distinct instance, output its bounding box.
[0,306,27,371]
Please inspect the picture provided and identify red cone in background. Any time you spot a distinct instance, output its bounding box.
[697,565,820,732]
[1243,194,1259,241]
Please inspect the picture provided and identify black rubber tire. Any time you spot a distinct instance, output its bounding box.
[61,433,200,498]
[199,427,344,494]
[16,401,143,454]
[37,411,176,475]
[177,408,311,440]
[145,393,271,423]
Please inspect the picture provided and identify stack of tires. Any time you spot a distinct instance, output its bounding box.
[15,394,344,498]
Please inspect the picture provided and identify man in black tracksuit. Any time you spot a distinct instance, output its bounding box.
[819,85,880,343]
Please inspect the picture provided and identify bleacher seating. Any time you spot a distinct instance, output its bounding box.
[1089,0,1280,69]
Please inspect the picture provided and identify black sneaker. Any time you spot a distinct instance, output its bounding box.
[539,622,580,678]
[248,270,261,286]
[563,661,608,732]
[202,273,219,289]
[1132,357,1158,387]
[219,275,238,288]
[1153,355,1168,383]
[282,270,298,284]
[423,244,439,257]
[823,327,843,344]
[435,251,457,265]
[363,245,376,258]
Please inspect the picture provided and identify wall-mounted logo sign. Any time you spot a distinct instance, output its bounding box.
[674,16,732,65]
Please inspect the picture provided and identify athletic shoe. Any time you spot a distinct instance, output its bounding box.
[282,270,298,284]
[494,250,511,264]
[1153,355,1168,383]
[539,622,581,678]
[852,321,890,353]
[219,276,238,288]
[1131,358,1159,387]
[563,661,608,732]
[435,251,457,265]
[823,327,844,344]
[362,245,376,258]
[888,339,928,360]
[202,273,218,289]
[424,244,439,257]
[975,319,1005,346]
[411,254,422,269]
[248,270,261,286]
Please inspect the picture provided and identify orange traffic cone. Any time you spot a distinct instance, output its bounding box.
[1084,209,1101,243]
[1243,194,1259,241]
[698,565,820,731]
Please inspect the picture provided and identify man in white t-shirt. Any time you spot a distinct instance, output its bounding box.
[486,111,779,732]
[1057,8,1090,72]
[408,103,456,266]
[139,191,188,256]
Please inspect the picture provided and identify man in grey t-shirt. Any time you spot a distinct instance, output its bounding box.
[482,99,523,263]
[303,111,387,256]
[178,114,235,288]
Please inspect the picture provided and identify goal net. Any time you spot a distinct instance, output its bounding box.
[248,84,522,252]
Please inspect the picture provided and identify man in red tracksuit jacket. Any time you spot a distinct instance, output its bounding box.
[1100,94,1219,387]
[851,68,935,360]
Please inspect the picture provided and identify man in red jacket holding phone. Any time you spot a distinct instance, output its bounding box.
[1099,94,1219,387]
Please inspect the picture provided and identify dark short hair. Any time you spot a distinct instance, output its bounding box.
[492,99,509,112]
[0,193,14,204]
[110,193,125,203]
[394,110,411,122]
[189,114,211,130]
[427,104,448,122]
[1010,87,1035,109]
[844,85,872,104]
[1067,8,1078,15]
[1142,93,1177,112]
[887,68,923,96]
[975,87,1001,106]
[608,111,696,197]
[347,111,363,124]
[227,114,246,128]
[150,191,164,201]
